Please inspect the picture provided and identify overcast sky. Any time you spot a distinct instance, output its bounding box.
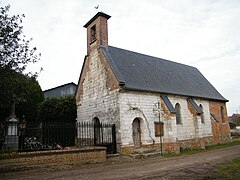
[1,0,240,115]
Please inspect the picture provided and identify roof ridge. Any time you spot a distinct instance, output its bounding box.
[43,82,77,92]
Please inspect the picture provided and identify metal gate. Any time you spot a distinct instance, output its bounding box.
[76,122,116,154]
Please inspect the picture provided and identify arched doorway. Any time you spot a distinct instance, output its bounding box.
[93,117,100,144]
[132,118,141,148]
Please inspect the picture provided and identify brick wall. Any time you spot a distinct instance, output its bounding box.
[86,14,109,55]
[209,101,231,144]
[0,147,106,172]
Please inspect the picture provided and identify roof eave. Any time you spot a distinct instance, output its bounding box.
[43,82,77,92]
[120,86,228,102]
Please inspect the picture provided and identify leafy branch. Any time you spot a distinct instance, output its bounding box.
[0,4,41,75]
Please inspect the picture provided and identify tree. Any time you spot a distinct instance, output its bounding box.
[0,4,41,74]
[0,68,44,123]
[38,96,77,123]
[231,117,240,126]
[0,5,43,149]
[36,96,77,147]
[0,4,43,123]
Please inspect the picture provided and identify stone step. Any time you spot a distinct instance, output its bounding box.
[130,147,162,159]
[129,151,161,159]
[133,147,156,154]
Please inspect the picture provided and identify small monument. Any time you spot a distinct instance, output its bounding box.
[3,96,19,151]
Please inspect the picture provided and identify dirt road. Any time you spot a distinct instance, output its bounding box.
[2,145,240,180]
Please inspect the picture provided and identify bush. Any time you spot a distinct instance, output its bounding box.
[37,95,76,123]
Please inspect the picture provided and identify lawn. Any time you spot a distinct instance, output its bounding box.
[163,140,240,158]
[206,157,240,179]
[162,140,240,179]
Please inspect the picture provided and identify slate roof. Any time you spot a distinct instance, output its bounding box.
[43,82,77,98]
[101,45,227,102]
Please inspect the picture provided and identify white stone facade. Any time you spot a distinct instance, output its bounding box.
[77,49,120,125]
[77,54,213,150]
[118,91,212,148]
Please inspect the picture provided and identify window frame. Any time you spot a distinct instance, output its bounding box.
[175,103,182,125]
[199,104,205,124]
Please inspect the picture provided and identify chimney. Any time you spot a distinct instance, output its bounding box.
[84,12,111,55]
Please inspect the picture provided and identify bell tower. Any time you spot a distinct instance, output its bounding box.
[84,12,111,55]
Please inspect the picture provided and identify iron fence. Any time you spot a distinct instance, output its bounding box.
[1,121,116,154]
[42,122,76,148]
[1,121,76,151]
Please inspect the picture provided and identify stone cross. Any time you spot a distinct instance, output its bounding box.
[10,95,16,118]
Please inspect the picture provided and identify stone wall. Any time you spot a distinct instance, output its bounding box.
[76,49,121,150]
[165,96,212,141]
[119,91,213,154]
[119,90,158,149]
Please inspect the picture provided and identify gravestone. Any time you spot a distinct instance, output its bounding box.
[3,97,19,151]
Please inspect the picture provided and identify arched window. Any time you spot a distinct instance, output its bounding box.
[199,104,204,124]
[175,103,181,125]
[93,117,100,124]
[220,106,225,123]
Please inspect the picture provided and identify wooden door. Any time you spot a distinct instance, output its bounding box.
[132,118,141,148]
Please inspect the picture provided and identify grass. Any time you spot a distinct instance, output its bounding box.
[206,157,240,179]
[162,140,240,158]
[205,140,240,150]
[162,140,240,179]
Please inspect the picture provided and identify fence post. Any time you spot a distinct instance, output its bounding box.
[112,124,116,153]
[93,122,96,145]
[75,122,77,146]
[101,123,104,144]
